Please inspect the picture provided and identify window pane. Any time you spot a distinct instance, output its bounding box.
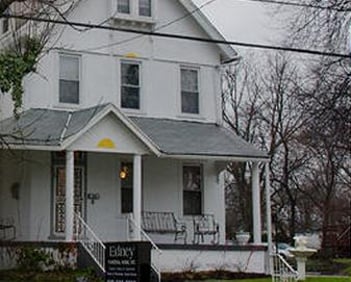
[121,62,140,109]
[122,188,133,213]
[59,80,79,104]
[118,0,130,13]
[59,55,79,104]
[181,69,198,92]
[60,56,79,81]
[183,191,201,215]
[121,87,140,109]
[122,63,139,86]
[181,91,199,114]
[139,0,151,16]
[181,69,199,114]
[183,166,202,215]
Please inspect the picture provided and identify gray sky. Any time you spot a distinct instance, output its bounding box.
[193,0,283,48]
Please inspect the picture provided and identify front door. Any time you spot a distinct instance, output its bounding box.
[53,166,84,235]
[52,152,86,237]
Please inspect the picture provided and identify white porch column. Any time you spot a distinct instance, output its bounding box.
[133,154,142,241]
[252,161,262,244]
[265,162,273,274]
[65,150,74,241]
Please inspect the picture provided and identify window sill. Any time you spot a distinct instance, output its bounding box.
[48,234,65,241]
[111,15,155,31]
[53,103,81,110]
[121,108,147,117]
[176,113,206,122]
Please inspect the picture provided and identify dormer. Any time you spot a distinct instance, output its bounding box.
[110,0,156,30]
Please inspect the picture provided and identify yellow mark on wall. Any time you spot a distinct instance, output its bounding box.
[97,138,116,149]
[125,52,138,58]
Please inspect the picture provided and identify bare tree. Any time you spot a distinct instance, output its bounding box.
[222,53,309,242]
[222,58,265,236]
[295,61,351,253]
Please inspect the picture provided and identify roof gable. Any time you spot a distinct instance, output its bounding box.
[178,0,237,63]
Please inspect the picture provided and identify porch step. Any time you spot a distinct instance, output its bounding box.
[150,266,160,282]
[77,243,105,279]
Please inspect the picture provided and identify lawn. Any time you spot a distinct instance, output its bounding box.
[205,277,351,282]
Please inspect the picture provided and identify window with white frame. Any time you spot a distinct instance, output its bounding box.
[121,61,140,110]
[116,0,152,17]
[183,165,202,215]
[59,54,80,104]
[181,68,199,114]
[117,0,130,14]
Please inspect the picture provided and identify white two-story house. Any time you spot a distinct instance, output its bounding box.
[0,0,271,275]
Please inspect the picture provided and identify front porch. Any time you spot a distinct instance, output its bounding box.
[0,104,272,275]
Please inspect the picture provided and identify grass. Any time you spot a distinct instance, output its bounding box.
[205,278,351,282]
[306,258,351,276]
[0,268,103,281]
[334,259,351,276]
[1,258,351,281]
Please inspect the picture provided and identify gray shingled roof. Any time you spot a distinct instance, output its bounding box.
[0,105,267,159]
[131,117,267,159]
[0,105,107,146]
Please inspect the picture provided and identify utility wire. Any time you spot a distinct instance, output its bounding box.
[233,0,348,12]
[4,14,351,58]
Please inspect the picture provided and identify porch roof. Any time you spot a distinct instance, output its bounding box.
[130,117,268,161]
[0,104,268,161]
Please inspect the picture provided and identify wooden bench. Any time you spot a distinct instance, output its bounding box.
[193,214,219,244]
[0,217,16,240]
[142,211,187,244]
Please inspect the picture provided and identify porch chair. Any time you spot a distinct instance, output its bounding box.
[0,217,16,240]
[193,214,219,244]
[142,211,187,244]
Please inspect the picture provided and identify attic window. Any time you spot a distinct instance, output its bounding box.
[116,0,153,18]
[118,0,130,14]
[139,0,151,17]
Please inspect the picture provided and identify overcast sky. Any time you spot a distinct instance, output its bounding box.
[192,0,285,52]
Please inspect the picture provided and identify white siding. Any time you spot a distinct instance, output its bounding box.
[11,0,224,123]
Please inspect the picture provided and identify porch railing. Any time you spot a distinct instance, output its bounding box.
[75,212,106,272]
[271,253,298,282]
[127,214,162,282]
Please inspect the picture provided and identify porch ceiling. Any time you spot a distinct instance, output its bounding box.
[0,104,268,161]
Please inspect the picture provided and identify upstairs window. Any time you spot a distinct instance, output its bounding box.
[116,0,153,17]
[139,0,151,17]
[183,165,202,215]
[121,61,140,110]
[181,68,199,114]
[118,0,130,14]
[59,54,80,104]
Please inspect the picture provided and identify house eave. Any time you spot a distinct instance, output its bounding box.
[178,0,237,63]
[158,152,269,163]
[0,144,63,151]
